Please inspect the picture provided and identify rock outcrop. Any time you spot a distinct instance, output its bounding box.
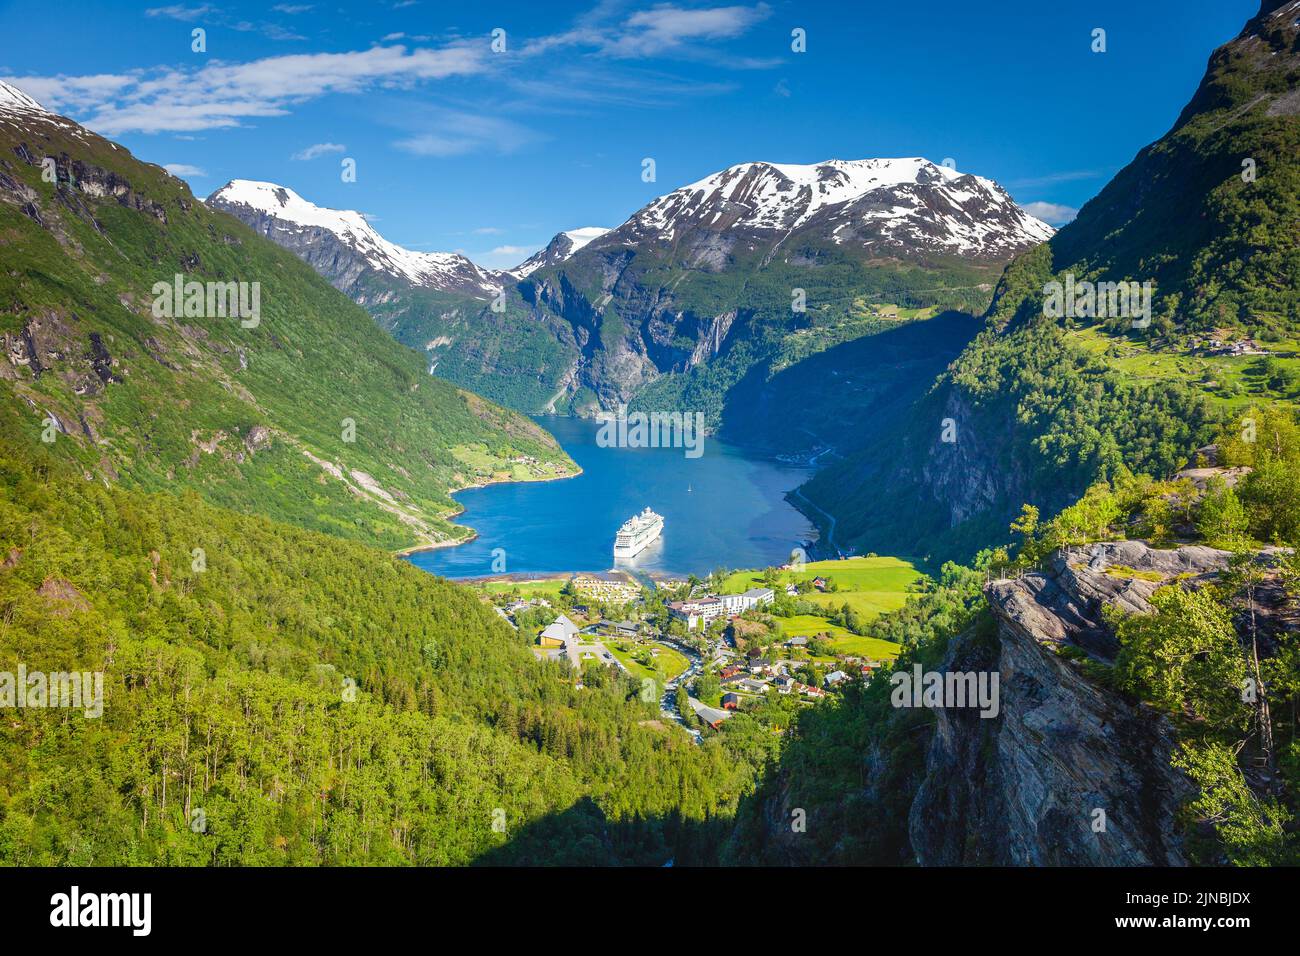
[910,542,1233,866]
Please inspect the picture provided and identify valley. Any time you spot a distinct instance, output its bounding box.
[0,0,1297,881]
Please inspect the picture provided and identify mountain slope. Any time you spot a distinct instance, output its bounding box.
[525,157,1054,419]
[207,179,504,299]
[215,159,1050,420]
[798,3,1299,563]
[0,384,742,866]
[0,83,574,551]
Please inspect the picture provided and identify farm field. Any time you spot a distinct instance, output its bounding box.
[721,556,921,660]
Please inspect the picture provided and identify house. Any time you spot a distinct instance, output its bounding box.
[785,636,809,648]
[614,620,640,639]
[538,613,580,647]
[721,693,741,710]
[824,670,848,688]
[719,665,742,680]
[737,678,770,694]
[785,582,799,596]
[748,658,773,675]
[796,682,827,699]
[689,697,732,730]
[571,571,641,603]
[811,577,828,592]
[774,675,795,694]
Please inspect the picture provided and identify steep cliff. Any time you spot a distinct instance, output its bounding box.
[910,543,1233,865]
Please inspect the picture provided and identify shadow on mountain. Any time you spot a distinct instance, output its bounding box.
[474,681,925,867]
[720,311,981,457]
[471,796,734,867]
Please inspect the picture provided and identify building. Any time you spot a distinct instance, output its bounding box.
[774,675,795,694]
[538,613,580,647]
[824,670,848,688]
[721,693,741,710]
[689,697,732,730]
[717,587,775,615]
[667,596,726,630]
[571,571,641,603]
[785,636,809,648]
[737,678,769,694]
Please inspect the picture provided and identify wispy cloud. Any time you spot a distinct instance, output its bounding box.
[1021,201,1078,225]
[393,110,539,157]
[292,141,346,160]
[9,2,776,145]
[163,162,206,176]
[145,4,213,20]
[272,3,313,12]
[8,42,487,134]
[1007,169,1102,189]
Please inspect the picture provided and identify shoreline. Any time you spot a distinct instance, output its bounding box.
[392,459,584,558]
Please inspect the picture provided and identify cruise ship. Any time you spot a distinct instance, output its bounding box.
[613,508,664,559]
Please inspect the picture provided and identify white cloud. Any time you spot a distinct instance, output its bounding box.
[292,141,346,160]
[145,4,212,20]
[163,163,206,176]
[608,3,772,57]
[394,111,538,157]
[10,42,488,135]
[1021,201,1078,225]
[272,3,313,12]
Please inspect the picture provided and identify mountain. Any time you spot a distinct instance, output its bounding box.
[0,82,574,551]
[587,158,1053,262]
[214,158,1050,420]
[207,180,503,299]
[510,226,611,278]
[523,157,1054,419]
[797,0,1298,564]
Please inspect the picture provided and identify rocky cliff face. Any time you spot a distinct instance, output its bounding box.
[911,542,1232,866]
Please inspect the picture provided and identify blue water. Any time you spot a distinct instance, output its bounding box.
[405,416,817,579]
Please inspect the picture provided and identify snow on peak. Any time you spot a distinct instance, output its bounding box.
[625,157,1053,253]
[562,226,610,252]
[0,80,46,114]
[208,180,501,295]
[508,225,612,277]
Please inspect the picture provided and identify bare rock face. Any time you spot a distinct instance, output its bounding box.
[909,542,1232,866]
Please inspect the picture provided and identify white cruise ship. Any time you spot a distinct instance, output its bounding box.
[613,508,664,559]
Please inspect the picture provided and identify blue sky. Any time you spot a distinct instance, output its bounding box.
[0,0,1258,269]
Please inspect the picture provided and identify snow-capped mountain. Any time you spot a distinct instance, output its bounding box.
[590,157,1053,264]
[207,180,502,299]
[510,226,610,278]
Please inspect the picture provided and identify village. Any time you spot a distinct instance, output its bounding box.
[473,555,917,737]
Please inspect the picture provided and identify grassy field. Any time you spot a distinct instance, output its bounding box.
[467,577,568,599]
[721,556,920,661]
[721,556,922,619]
[1067,325,1300,416]
[604,640,690,684]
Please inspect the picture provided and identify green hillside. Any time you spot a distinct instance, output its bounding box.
[0,109,573,550]
[0,403,745,865]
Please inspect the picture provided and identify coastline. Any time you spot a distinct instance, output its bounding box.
[393,458,584,558]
